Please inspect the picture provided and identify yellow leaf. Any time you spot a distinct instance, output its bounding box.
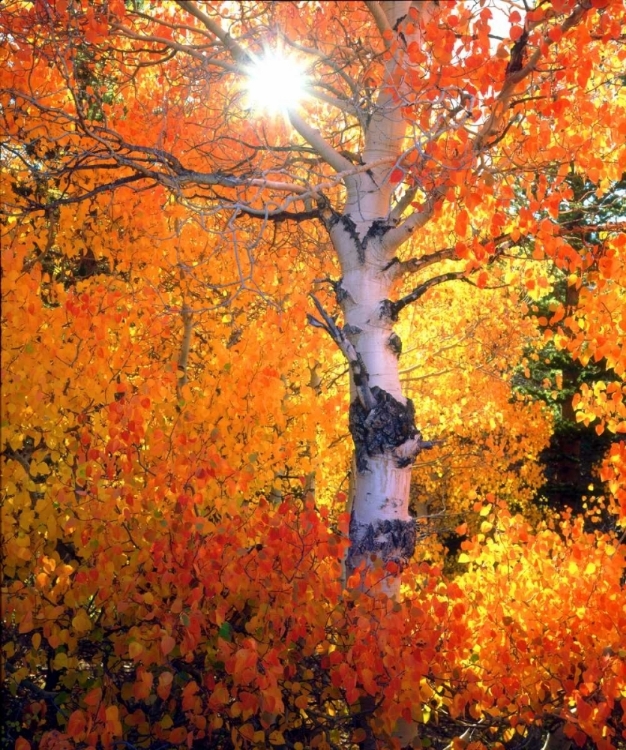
[18,611,33,634]
[72,609,92,634]
[269,731,286,745]
[240,723,255,741]
[129,641,143,659]
[458,553,471,564]
[295,694,309,709]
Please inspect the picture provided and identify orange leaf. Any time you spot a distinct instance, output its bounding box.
[455,209,469,237]
[67,710,86,739]
[240,723,256,741]
[84,687,102,708]
[168,727,187,744]
[161,634,176,656]
[476,271,488,288]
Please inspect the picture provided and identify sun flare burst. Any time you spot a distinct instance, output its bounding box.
[244,49,307,115]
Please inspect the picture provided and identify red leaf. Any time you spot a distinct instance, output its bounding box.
[67,711,87,739]
[455,209,469,237]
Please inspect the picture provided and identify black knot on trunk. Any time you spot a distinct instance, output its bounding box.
[349,386,419,471]
[346,518,417,571]
[379,298,398,322]
[387,332,402,358]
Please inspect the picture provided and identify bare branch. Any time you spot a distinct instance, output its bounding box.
[230,205,321,223]
[176,1,251,64]
[386,231,513,279]
[364,1,393,48]
[111,22,243,75]
[382,189,443,252]
[288,111,355,174]
[308,295,375,412]
[390,186,419,223]
[306,87,360,116]
[1,174,148,215]
[279,32,365,126]
[391,272,468,317]
[385,246,457,279]
[474,1,591,152]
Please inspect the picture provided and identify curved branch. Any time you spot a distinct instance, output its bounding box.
[382,188,443,252]
[386,232,513,278]
[288,111,355,174]
[384,246,457,278]
[2,174,149,215]
[308,294,375,412]
[111,23,243,75]
[365,0,393,48]
[176,0,251,64]
[474,1,591,153]
[229,205,321,223]
[391,272,468,317]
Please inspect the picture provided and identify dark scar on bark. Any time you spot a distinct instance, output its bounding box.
[387,332,402,358]
[333,277,350,304]
[338,216,393,264]
[346,517,416,571]
[349,386,419,472]
[379,298,399,322]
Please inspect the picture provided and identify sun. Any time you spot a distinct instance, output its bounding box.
[244,50,308,115]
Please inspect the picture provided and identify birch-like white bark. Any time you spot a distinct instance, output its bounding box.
[322,1,438,584]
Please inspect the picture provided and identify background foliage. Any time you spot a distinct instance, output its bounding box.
[2,0,626,748]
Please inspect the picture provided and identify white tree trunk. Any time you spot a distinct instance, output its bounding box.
[327,211,423,583]
[311,0,436,586]
[290,0,437,587]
